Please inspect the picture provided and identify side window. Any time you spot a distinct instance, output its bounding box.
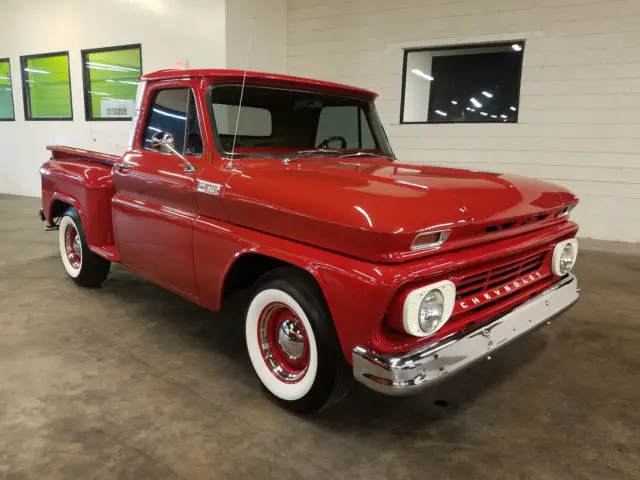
[316,106,376,149]
[143,88,203,155]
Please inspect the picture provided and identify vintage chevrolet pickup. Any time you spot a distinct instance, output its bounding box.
[40,69,580,413]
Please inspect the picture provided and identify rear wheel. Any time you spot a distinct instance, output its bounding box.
[58,208,110,287]
[245,268,353,413]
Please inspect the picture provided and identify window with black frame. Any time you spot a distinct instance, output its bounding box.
[20,51,73,120]
[81,44,142,120]
[0,58,15,121]
[401,42,525,124]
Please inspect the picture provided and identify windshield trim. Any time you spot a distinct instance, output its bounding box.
[205,82,394,161]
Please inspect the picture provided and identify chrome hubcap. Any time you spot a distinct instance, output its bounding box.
[277,319,305,360]
[64,224,82,270]
[73,234,81,257]
[257,302,310,383]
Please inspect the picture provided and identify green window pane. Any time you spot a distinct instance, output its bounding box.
[83,46,142,120]
[0,59,15,120]
[21,53,72,120]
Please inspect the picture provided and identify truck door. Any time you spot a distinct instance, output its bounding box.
[112,83,204,300]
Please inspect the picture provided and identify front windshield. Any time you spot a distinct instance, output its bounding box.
[209,84,393,158]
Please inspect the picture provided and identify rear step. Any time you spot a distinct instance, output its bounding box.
[40,208,60,231]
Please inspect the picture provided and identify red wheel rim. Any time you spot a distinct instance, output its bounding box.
[258,302,310,383]
[64,223,82,270]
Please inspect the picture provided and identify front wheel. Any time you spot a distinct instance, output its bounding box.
[245,269,354,414]
[58,208,110,287]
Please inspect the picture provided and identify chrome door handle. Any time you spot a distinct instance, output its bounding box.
[116,162,132,171]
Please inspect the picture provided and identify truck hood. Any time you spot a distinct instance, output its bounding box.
[221,157,578,263]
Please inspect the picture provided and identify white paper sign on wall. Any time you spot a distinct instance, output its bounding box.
[101,99,135,118]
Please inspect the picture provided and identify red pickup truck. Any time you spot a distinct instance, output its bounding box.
[40,69,580,413]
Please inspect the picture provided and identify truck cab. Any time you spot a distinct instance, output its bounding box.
[40,69,580,413]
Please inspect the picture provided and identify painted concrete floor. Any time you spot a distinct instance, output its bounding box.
[1,194,639,479]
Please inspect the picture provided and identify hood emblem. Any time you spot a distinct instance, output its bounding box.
[197,181,222,196]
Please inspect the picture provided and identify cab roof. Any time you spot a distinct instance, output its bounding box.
[139,69,377,99]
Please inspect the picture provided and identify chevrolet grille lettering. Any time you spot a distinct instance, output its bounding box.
[455,270,544,311]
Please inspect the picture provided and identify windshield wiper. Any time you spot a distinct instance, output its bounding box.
[295,148,342,157]
[285,149,394,164]
[339,151,393,160]
[284,149,342,164]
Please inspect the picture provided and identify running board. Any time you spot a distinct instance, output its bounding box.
[90,244,120,263]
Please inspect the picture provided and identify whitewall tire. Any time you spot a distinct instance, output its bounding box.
[59,215,83,278]
[245,268,354,413]
[246,289,318,401]
[57,207,110,287]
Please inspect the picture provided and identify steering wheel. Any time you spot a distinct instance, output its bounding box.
[316,136,347,149]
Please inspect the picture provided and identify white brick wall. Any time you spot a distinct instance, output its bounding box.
[287,0,640,243]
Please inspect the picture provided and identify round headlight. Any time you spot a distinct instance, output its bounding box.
[402,280,456,337]
[552,239,578,276]
[559,244,575,274]
[418,290,445,334]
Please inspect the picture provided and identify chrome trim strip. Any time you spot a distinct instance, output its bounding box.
[352,274,579,396]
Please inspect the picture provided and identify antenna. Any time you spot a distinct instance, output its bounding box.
[228,16,256,169]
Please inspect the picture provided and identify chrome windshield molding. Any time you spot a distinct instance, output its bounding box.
[352,274,579,396]
[127,80,146,150]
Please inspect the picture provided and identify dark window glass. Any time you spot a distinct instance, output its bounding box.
[213,104,272,136]
[401,42,524,124]
[209,85,391,157]
[316,106,376,149]
[143,88,202,155]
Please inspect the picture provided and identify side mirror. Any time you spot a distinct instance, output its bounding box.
[151,131,176,154]
[150,131,196,173]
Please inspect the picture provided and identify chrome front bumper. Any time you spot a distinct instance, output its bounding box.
[352,274,579,395]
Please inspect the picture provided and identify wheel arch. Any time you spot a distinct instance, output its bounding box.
[46,190,113,249]
[48,193,84,224]
[221,251,324,303]
[193,220,390,364]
